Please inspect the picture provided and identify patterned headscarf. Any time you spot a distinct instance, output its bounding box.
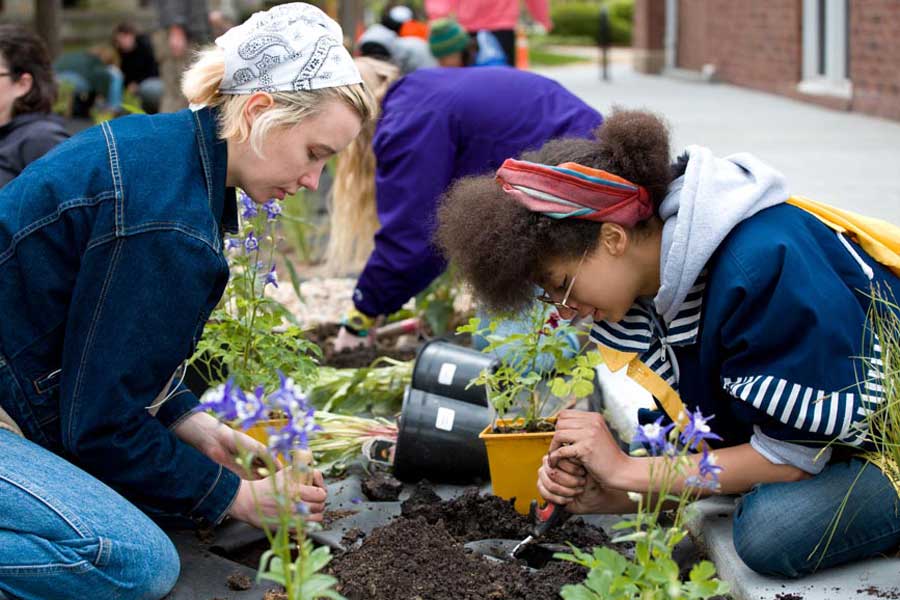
[216,2,362,94]
[495,158,653,226]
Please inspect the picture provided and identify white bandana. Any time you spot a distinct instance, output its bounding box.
[216,2,362,95]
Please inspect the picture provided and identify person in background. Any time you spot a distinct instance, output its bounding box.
[427,17,505,67]
[54,45,125,117]
[425,0,552,67]
[208,8,238,39]
[0,25,69,189]
[358,23,437,74]
[330,59,602,351]
[0,5,373,599]
[154,0,210,112]
[113,22,163,113]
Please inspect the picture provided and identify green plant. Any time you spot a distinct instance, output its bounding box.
[190,191,321,393]
[457,305,603,431]
[413,269,466,336]
[550,0,633,45]
[307,357,413,417]
[556,412,730,599]
[200,376,344,599]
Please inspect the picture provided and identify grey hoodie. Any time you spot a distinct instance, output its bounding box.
[654,145,790,323]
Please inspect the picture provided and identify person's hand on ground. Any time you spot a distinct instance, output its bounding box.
[333,325,373,352]
[547,409,629,489]
[228,467,327,528]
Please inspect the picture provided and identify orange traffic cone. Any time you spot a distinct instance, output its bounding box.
[515,27,529,70]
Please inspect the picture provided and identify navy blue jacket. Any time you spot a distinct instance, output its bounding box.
[0,108,239,524]
[593,204,898,448]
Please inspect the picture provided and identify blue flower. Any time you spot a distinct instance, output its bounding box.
[240,192,258,219]
[687,447,723,490]
[262,264,278,288]
[632,416,675,456]
[698,446,723,481]
[679,408,722,450]
[197,379,268,431]
[225,237,242,251]
[263,199,282,221]
[266,371,321,454]
[244,231,259,253]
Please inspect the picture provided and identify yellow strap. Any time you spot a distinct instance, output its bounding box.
[597,345,690,429]
[787,196,900,278]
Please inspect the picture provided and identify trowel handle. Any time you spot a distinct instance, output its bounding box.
[529,499,571,537]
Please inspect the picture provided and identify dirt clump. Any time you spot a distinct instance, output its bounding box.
[225,572,252,591]
[361,471,404,501]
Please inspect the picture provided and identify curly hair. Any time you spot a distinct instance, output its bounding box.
[0,25,57,116]
[435,109,673,312]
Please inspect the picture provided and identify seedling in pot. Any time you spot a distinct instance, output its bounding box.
[458,304,603,432]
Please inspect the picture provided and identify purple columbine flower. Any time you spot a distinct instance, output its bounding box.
[225,237,242,251]
[244,231,259,253]
[266,371,321,455]
[263,199,282,221]
[262,264,278,288]
[698,446,723,481]
[197,379,241,422]
[197,379,269,431]
[632,416,675,456]
[679,408,723,450]
[240,192,258,219]
[234,385,267,430]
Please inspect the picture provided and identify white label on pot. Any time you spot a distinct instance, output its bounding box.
[437,362,457,386]
[435,406,455,431]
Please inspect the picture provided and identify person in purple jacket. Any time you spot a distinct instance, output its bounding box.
[330,58,603,350]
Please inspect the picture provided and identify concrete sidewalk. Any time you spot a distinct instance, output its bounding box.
[536,63,900,224]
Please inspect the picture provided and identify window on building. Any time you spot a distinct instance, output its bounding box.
[801,0,851,97]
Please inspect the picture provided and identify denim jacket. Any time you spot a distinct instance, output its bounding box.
[0,107,240,524]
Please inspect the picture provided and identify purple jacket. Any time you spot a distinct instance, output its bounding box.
[353,67,603,316]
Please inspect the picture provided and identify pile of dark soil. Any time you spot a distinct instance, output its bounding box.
[329,517,587,600]
[399,483,611,548]
[328,484,619,600]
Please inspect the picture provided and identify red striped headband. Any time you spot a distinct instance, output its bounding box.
[495,158,653,226]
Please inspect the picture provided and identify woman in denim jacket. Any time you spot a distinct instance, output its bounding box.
[0,4,373,599]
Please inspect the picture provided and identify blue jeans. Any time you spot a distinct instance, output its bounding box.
[733,457,900,578]
[0,429,179,600]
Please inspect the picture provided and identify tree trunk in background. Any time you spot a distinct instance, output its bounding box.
[338,0,364,47]
[35,0,63,58]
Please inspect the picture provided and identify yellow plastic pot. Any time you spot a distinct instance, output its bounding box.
[479,417,556,515]
[244,417,287,446]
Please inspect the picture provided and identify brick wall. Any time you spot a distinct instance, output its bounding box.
[671,0,900,120]
[676,0,803,96]
[850,0,900,121]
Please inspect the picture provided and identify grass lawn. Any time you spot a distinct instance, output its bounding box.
[529,47,591,66]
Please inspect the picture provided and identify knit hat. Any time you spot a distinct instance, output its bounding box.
[428,18,469,58]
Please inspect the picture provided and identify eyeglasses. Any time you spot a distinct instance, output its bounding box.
[536,250,588,314]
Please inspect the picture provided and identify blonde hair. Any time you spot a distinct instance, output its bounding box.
[181,46,376,158]
[324,57,401,274]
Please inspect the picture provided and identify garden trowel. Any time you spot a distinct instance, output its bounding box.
[509,500,572,558]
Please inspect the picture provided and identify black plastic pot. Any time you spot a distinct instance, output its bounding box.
[411,340,497,407]
[392,387,491,483]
